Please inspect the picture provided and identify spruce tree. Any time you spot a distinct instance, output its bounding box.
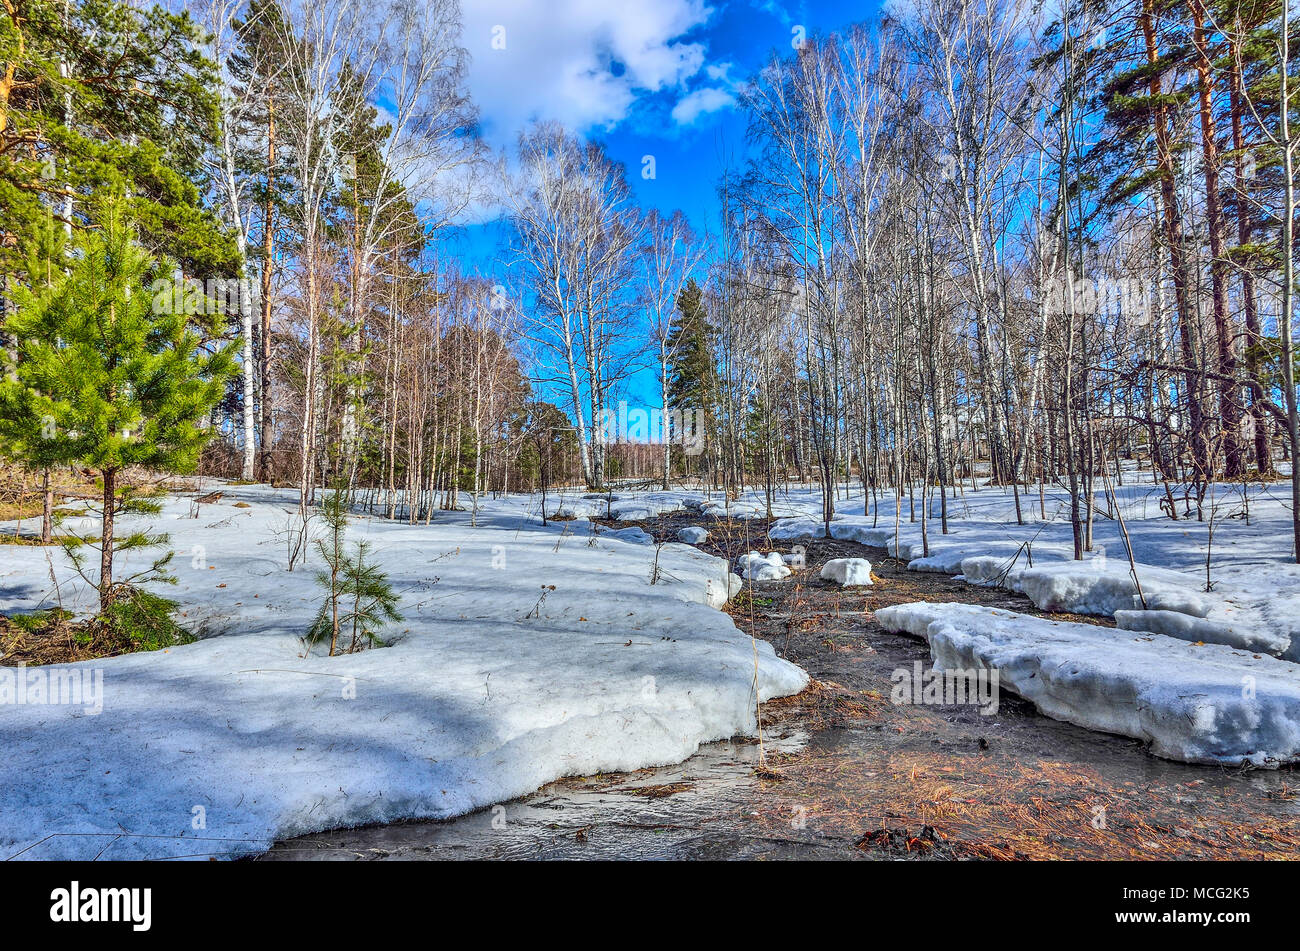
[666,279,718,412]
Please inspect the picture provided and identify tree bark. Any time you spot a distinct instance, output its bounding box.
[40,467,52,544]
[1142,0,1210,478]
[259,101,276,482]
[99,466,116,610]
[1228,34,1273,475]
[1192,0,1244,476]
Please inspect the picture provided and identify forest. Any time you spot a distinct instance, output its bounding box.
[5,0,1300,874]
[2,0,1297,561]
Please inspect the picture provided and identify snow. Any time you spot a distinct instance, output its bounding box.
[689,497,807,521]
[538,479,1300,665]
[529,477,1300,669]
[819,558,874,586]
[769,516,898,551]
[550,492,685,522]
[734,551,791,581]
[959,556,1215,615]
[754,477,1300,757]
[875,601,1300,767]
[5,472,1298,855]
[1113,610,1291,655]
[0,486,807,860]
[1022,563,1215,618]
[678,526,709,545]
[764,480,1300,661]
[597,525,655,546]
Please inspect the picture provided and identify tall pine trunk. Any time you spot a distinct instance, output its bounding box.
[1229,35,1273,475]
[1278,2,1300,561]
[259,102,277,483]
[1192,0,1244,476]
[1142,0,1210,478]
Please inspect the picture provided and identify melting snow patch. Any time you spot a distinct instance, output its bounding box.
[0,489,807,860]
[599,526,655,546]
[819,558,873,586]
[1114,610,1291,655]
[1016,562,1215,618]
[735,551,791,581]
[875,601,1300,767]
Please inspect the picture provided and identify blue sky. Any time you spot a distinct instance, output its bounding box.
[438,0,882,405]
[446,0,882,273]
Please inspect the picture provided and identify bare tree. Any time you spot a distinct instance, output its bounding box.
[506,124,645,489]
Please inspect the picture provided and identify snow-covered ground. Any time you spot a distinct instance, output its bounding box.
[759,476,1300,662]
[549,474,1300,766]
[753,475,1300,765]
[4,473,1298,857]
[0,485,806,860]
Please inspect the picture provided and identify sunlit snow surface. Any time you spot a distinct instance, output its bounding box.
[765,474,1300,661]
[764,472,1300,766]
[0,485,804,860]
[3,471,1299,857]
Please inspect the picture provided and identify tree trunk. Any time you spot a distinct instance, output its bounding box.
[1192,0,1244,477]
[661,348,671,490]
[259,102,277,483]
[1277,4,1300,561]
[40,467,53,544]
[99,466,116,610]
[1229,37,1273,475]
[1142,0,1210,478]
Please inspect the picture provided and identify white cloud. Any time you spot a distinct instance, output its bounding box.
[670,85,736,125]
[750,0,794,26]
[461,0,715,145]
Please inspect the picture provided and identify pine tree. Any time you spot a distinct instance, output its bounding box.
[1,0,239,283]
[228,0,299,479]
[1217,0,1285,474]
[2,218,68,542]
[1096,0,1215,478]
[0,203,237,611]
[307,488,402,655]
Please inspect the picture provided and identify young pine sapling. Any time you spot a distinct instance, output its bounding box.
[307,490,402,655]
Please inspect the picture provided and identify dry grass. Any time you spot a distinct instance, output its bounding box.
[0,465,99,523]
[0,613,102,666]
[759,676,885,733]
[752,747,1300,860]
